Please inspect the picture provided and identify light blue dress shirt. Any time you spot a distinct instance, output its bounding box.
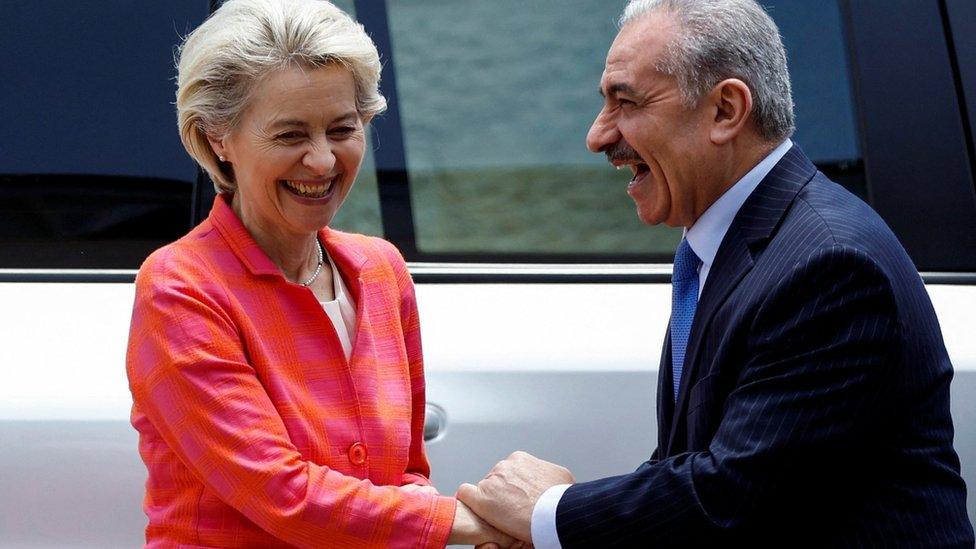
[529,139,793,549]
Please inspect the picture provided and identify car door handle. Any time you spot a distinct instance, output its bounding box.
[424,403,447,442]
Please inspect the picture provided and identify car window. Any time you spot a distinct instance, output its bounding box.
[385,0,864,261]
[0,1,205,269]
[775,0,864,198]
[945,1,976,167]
[0,0,869,269]
[326,0,385,238]
[0,0,382,270]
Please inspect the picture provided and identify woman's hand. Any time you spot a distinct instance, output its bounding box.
[402,486,524,547]
[448,499,526,548]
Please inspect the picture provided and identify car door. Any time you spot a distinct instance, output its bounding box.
[1,0,974,546]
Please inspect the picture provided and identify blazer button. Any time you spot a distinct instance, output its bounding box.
[348,442,367,465]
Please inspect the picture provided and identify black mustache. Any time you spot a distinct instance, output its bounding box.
[605,143,644,164]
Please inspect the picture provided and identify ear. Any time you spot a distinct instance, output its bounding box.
[707,78,753,145]
[207,134,228,162]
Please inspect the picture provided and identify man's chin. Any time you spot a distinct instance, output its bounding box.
[635,206,668,227]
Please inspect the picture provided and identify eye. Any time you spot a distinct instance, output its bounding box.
[329,126,358,139]
[618,98,636,108]
[275,131,305,142]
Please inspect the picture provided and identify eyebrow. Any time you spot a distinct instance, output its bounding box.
[331,112,359,124]
[268,119,308,130]
[600,82,638,98]
[267,112,359,130]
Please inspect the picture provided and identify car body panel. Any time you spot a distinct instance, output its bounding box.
[2,276,973,546]
[2,0,975,546]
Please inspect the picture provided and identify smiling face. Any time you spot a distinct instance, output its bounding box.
[586,13,719,228]
[210,63,366,241]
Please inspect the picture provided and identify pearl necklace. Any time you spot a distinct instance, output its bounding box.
[300,241,324,287]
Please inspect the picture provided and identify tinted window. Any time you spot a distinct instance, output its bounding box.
[946,1,976,167]
[327,0,385,239]
[0,1,206,268]
[386,0,864,260]
[0,0,383,269]
[776,0,864,196]
[331,138,383,238]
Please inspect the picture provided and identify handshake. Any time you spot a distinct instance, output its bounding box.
[442,451,575,548]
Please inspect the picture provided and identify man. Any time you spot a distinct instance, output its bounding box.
[457,0,974,546]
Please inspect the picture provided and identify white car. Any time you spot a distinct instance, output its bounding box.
[2,0,975,546]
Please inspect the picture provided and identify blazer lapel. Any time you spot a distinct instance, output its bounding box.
[321,229,370,360]
[208,194,286,278]
[665,145,817,453]
[321,229,369,302]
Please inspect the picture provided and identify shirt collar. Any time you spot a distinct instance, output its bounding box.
[685,139,792,268]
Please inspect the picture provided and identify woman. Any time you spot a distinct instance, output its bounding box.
[126,0,512,546]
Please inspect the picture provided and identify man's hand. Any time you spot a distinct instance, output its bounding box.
[457,451,575,542]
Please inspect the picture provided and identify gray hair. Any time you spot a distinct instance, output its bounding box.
[620,0,795,143]
[176,0,387,193]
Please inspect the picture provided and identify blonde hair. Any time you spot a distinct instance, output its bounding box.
[176,0,387,193]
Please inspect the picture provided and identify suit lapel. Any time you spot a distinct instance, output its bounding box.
[667,227,753,452]
[657,329,675,453]
[664,145,817,454]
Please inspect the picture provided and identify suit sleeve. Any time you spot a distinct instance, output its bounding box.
[554,245,901,546]
[126,249,455,548]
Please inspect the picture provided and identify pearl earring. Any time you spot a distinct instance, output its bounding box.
[219,155,226,162]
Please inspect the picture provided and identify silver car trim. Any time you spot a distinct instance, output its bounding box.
[1,267,974,284]
[406,263,675,276]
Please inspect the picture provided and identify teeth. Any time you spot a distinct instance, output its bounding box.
[285,180,330,197]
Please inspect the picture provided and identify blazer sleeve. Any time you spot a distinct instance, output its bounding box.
[126,248,455,549]
[554,245,902,547]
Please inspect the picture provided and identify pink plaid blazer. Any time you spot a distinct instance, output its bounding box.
[126,195,455,548]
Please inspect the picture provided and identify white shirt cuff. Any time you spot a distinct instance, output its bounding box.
[530,483,572,549]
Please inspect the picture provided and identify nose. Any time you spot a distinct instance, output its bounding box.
[586,107,620,153]
[303,138,336,176]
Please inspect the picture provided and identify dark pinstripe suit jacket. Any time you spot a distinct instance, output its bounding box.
[555,146,974,547]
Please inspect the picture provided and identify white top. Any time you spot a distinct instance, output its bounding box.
[529,139,793,549]
[319,252,357,361]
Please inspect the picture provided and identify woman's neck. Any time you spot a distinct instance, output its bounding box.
[231,195,321,284]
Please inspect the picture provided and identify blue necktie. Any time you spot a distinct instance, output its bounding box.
[671,238,701,400]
